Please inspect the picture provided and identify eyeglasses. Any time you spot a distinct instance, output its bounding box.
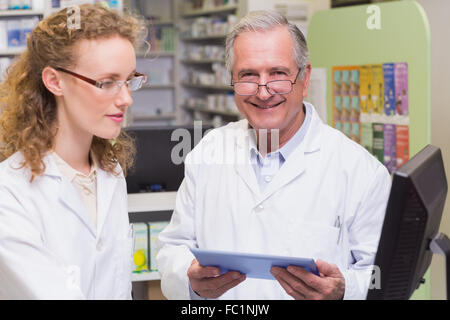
[231,68,302,96]
[56,67,148,95]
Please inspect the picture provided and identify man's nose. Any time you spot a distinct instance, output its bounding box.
[256,83,273,101]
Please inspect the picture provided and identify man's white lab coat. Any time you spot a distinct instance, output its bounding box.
[157,103,391,300]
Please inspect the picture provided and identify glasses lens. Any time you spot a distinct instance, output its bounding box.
[234,82,258,95]
[101,80,116,90]
[267,80,292,94]
[128,76,144,91]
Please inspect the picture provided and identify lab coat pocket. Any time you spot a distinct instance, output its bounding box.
[289,221,340,265]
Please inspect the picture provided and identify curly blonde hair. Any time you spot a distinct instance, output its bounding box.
[0,4,147,181]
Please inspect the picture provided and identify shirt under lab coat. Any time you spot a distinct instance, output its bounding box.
[156,102,391,300]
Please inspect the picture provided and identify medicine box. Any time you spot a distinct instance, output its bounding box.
[149,221,169,271]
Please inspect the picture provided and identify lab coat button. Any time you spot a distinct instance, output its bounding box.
[264,176,272,183]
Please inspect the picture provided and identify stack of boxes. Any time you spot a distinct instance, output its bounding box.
[333,62,410,174]
[131,221,169,274]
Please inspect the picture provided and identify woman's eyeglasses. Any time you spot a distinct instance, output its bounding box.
[56,67,148,95]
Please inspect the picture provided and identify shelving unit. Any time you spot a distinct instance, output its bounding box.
[179,34,228,41]
[128,192,177,284]
[0,5,45,80]
[137,51,175,58]
[0,7,43,57]
[132,272,161,282]
[181,4,238,17]
[127,0,180,127]
[0,10,44,17]
[181,58,225,64]
[308,0,431,299]
[181,82,231,90]
[0,1,124,78]
[176,0,241,126]
[0,47,25,56]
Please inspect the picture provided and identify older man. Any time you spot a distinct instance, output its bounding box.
[157,10,391,300]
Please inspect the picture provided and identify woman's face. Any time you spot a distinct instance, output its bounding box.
[57,35,136,140]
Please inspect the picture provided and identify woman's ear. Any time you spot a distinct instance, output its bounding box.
[42,67,64,96]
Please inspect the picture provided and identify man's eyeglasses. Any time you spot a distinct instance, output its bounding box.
[56,67,148,95]
[231,68,301,96]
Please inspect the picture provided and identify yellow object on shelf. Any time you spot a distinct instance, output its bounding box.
[132,223,149,273]
[133,249,147,270]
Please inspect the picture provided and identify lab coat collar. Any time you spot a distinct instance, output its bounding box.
[234,123,260,195]
[38,153,97,237]
[42,153,120,238]
[235,102,322,154]
[234,102,323,200]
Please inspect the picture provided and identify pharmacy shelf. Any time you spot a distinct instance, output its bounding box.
[359,113,410,126]
[181,82,232,91]
[184,105,240,118]
[137,51,175,58]
[128,192,177,213]
[132,272,161,282]
[142,84,175,89]
[128,193,173,282]
[0,10,44,17]
[177,0,239,125]
[181,4,238,17]
[149,20,174,26]
[180,34,227,42]
[0,47,25,55]
[181,59,225,64]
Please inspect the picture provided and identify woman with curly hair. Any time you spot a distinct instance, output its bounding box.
[0,4,147,299]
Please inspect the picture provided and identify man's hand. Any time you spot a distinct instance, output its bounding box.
[187,259,246,299]
[270,259,345,300]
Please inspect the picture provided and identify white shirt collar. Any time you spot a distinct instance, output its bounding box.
[52,151,98,183]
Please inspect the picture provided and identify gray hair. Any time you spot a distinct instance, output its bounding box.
[225,10,309,80]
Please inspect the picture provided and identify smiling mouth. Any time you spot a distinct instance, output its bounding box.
[249,100,284,109]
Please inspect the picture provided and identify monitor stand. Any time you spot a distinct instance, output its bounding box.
[430,233,450,300]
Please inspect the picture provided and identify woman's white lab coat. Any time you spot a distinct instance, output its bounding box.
[157,102,392,300]
[0,152,133,299]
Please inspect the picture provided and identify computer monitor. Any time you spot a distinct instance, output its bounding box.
[366,144,448,300]
[124,124,213,193]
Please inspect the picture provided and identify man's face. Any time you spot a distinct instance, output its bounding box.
[232,26,311,135]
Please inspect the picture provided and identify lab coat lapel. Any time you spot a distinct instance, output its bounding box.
[95,168,118,236]
[258,104,323,204]
[59,178,97,237]
[235,157,260,196]
[233,121,260,196]
[42,155,97,237]
[258,146,307,204]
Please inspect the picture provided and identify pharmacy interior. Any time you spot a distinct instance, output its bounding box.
[0,0,449,300]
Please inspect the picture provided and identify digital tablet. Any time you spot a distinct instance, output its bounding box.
[190,248,319,280]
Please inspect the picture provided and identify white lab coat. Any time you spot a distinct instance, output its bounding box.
[157,102,391,300]
[0,152,133,299]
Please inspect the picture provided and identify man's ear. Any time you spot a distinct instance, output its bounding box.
[42,67,64,96]
[301,63,312,99]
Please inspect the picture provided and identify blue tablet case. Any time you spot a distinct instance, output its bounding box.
[190,248,319,280]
